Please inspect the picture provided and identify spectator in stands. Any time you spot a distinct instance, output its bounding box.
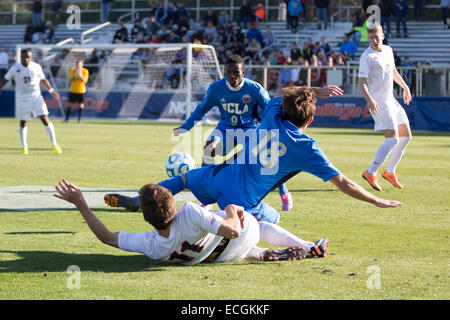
[402,56,414,88]
[263,25,274,48]
[246,22,264,45]
[245,38,262,62]
[310,54,323,86]
[290,42,302,61]
[102,0,113,22]
[216,45,227,64]
[165,2,176,26]
[142,14,160,37]
[131,20,146,43]
[278,58,294,89]
[297,57,309,86]
[167,31,181,43]
[155,1,168,25]
[24,22,34,43]
[442,0,449,29]
[339,34,358,59]
[276,49,287,65]
[45,22,55,43]
[255,3,265,23]
[148,33,160,44]
[175,15,189,37]
[0,47,9,81]
[32,20,46,43]
[300,0,308,21]
[300,41,312,62]
[112,22,129,43]
[221,21,234,45]
[315,0,329,30]
[379,0,394,38]
[50,0,63,27]
[362,0,373,18]
[158,24,170,42]
[414,0,423,21]
[203,8,218,27]
[233,24,245,43]
[394,0,409,37]
[283,0,290,29]
[320,36,331,56]
[312,42,321,55]
[32,0,42,27]
[204,21,218,44]
[190,27,203,43]
[175,1,189,21]
[239,0,253,29]
[287,0,302,32]
[317,50,327,65]
[218,10,231,28]
[86,49,99,85]
[230,40,244,57]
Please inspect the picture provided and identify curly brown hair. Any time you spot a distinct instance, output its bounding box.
[282,86,317,128]
[139,184,176,230]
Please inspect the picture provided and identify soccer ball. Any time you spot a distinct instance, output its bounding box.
[165,152,196,177]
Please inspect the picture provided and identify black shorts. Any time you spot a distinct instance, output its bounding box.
[68,92,85,103]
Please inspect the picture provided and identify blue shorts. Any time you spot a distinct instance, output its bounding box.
[184,165,280,224]
[207,126,255,157]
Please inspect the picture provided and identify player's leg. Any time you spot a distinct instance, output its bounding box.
[77,94,84,123]
[278,183,293,211]
[19,120,29,154]
[362,107,399,191]
[38,111,62,154]
[202,127,225,167]
[247,201,280,224]
[383,109,412,189]
[65,99,73,122]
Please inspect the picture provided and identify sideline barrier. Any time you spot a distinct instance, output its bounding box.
[0,90,448,131]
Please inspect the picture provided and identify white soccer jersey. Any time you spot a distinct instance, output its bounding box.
[118,202,259,265]
[4,61,45,99]
[358,45,396,106]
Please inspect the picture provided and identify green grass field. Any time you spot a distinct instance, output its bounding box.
[0,117,448,300]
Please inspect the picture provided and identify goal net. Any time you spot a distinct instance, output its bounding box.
[15,43,223,121]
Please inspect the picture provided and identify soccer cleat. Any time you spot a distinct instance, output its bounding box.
[281,192,293,211]
[22,146,29,155]
[310,238,330,258]
[53,144,62,154]
[382,170,403,189]
[362,170,382,191]
[104,194,140,212]
[260,246,307,262]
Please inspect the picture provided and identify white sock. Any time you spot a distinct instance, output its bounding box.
[368,137,399,174]
[45,122,57,146]
[259,221,315,252]
[247,246,267,260]
[19,125,28,147]
[386,136,411,174]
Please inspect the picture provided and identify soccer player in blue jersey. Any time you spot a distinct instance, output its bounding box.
[105,86,402,246]
[173,55,294,211]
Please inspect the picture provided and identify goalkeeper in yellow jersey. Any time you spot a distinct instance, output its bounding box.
[66,60,89,123]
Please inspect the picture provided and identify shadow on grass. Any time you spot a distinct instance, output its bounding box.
[0,208,135,213]
[0,250,173,273]
[5,231,76,235]
[311,128,450,137]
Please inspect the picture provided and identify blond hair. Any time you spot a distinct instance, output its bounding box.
[367,23,383,34]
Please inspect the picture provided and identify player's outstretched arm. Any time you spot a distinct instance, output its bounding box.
[54,179,119,248]
[313,85,344,99]
[329,174,403,208]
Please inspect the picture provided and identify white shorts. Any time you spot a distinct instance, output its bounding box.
[371,99,409,131]
[215,212,260,263]
[16,95,48,121]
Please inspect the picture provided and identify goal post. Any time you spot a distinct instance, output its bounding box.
[15,43,223,121]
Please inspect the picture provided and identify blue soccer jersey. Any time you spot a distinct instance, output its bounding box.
[179,78,270,131]
[187,97,342,209]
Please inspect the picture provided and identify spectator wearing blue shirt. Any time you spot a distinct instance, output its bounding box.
[339,34,358,59]
[394,0,409,37]
[246,22,264,44]
[154,0,168,25]
[102,0,112,22]
[288,0,303,32]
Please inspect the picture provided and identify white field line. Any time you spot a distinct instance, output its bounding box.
[0,186,196,211]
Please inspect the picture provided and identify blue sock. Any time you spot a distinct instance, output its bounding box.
[278,183,289,196]
[157,175,185,195]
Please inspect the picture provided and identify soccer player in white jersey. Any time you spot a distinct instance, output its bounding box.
[358,23,412,191]
[54,178,331,264]
[0,48,62,155]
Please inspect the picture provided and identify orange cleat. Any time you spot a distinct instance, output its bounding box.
[362,170,382,191]
[382,170,403,189]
